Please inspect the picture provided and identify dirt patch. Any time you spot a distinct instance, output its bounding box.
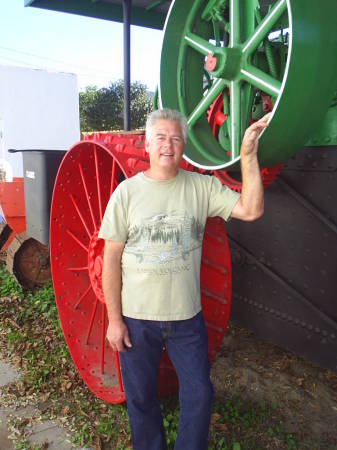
[211,322,337,449]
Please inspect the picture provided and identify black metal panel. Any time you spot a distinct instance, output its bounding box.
[9,149,66,245]
[227,146,337,372]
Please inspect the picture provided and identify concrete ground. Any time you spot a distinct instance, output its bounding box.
[0,358,91,450]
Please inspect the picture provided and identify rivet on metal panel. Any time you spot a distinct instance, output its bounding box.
[315,327,320,333]
[331,334,335,339]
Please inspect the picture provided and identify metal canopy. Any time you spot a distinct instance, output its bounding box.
[24,0,171,30]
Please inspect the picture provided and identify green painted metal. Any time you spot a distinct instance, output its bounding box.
[159,0,337,169]
[306,102,337,147]
[25,0,167,30]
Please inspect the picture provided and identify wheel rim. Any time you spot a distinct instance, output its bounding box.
[159,0,337,169]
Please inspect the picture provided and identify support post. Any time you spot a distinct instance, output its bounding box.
[122,0,131,131]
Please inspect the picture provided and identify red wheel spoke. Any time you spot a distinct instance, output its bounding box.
[86,296,98,344]
[100,304,106,374]
[66,229,88,252]
[110,158,116,197]
[78,162,97,231]
[67,266,88,272]
[74,284,92,309]
[69,193,92,239]
[94,145,103,223]
[115,352,124,392]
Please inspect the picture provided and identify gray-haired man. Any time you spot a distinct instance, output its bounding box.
[99,108,269,450]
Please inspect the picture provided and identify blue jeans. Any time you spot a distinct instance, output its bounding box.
[120,312,213,450]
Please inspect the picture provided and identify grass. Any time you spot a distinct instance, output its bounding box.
[0,265,313,449]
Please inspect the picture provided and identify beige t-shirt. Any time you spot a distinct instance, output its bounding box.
[98,169,240,320]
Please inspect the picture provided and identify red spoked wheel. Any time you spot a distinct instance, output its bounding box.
[50,136,233,403]
[207,94,283,192]
[50,140,129,403]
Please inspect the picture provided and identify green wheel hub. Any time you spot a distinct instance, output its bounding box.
[159,0,337,169]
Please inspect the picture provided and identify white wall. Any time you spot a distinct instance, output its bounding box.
[0,65,80,177]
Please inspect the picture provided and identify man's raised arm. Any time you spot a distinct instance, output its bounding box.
[230,113,271,221]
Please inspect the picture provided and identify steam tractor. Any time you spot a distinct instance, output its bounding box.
[2,0,336,403]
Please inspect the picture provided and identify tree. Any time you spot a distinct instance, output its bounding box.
[79,80,153,132]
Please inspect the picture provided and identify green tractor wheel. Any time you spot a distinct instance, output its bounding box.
[159,0,337,170]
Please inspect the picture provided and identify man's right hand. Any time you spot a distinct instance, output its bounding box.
[106,319,132,352]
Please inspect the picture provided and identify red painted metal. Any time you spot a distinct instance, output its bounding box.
[0,178,26,249]
[205,54,217,72]
[50,133,232,403]
[207,95,283,192]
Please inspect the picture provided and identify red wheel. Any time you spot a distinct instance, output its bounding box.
[207,94,283,192]
[50,136,232,403]
[50,140,129,403]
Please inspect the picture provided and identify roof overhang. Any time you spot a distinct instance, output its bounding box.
[25,0,171,30]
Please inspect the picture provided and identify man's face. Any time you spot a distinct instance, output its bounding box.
[145,119,185,174]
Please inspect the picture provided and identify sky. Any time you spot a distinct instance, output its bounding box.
[0,0,164,92]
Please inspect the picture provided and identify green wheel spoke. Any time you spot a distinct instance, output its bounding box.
[240,64,281,97]
[229,0,240,47]
[229,81,241,159]
[242,0,287,56]
[187,78,227,128]
[184,31,219,57]
[241,83,254,135]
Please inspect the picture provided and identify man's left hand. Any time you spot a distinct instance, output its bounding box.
[240,112,272,158]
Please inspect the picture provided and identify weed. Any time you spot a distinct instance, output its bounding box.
[0,264,24,299]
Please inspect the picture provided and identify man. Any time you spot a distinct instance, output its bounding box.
[99,108,269,450]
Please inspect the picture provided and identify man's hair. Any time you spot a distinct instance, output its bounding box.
[145,108,188,143]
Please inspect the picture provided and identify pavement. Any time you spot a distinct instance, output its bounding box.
[0,358,92,450]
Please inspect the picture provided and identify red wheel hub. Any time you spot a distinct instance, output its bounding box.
[88,230,105,303]
[205,53,217,72]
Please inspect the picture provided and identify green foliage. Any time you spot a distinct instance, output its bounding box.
[79,80,153,132]
[0,264,24,299]
[161,399,179,447]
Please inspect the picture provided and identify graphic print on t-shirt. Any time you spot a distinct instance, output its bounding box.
[124,210,204,266]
